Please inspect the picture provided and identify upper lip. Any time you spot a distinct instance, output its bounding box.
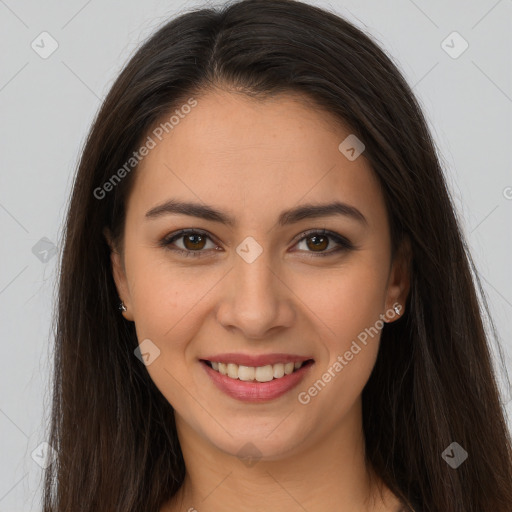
[201,353,314,367]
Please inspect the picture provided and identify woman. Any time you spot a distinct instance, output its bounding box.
[43,1,512,511]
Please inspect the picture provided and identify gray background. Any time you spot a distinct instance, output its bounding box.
[0,0,511,509]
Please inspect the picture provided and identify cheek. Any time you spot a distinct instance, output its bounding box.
[125,251,231,408]
[297,255,389,340]
[293,255,389,394]
[126,253,212,409]
[127,247,216,338]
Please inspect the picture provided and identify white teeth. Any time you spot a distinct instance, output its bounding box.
[208,360,308,382]
[255,365,274,382]
[227,363,238,379]
[238,365,255,381]
[273,363,285,378]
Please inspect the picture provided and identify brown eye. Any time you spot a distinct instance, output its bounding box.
[305,234,329,252]
[161,228,353,258]
[182,233,207,250]
[294,229,354,256]
[161,229,219,257]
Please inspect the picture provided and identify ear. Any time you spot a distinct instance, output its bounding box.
[103,227,134,321]
[384,236,411,322]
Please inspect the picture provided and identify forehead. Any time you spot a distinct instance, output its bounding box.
[126,89,385,229]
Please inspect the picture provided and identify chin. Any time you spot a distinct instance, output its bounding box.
[200,417,313,462]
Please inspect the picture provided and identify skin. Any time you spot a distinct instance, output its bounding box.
[107,89,410,512]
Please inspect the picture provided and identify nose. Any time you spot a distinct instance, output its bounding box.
[215,250,296,339]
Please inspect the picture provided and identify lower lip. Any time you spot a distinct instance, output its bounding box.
[200,360,314,403]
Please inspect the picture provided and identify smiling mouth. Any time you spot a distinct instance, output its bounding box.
[201,359,314,383]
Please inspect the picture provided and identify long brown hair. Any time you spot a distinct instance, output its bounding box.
[43,1,512,510]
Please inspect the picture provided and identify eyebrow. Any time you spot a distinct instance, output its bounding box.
[145,199,367,227]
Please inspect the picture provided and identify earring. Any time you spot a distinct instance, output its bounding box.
[394,304,401,316]
[118,301,127,313]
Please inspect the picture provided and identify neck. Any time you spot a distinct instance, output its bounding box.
[163,398,401,512]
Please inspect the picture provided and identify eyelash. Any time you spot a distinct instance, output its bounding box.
[159,228,354,258]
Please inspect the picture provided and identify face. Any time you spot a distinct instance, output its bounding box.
[108,89,409,461]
